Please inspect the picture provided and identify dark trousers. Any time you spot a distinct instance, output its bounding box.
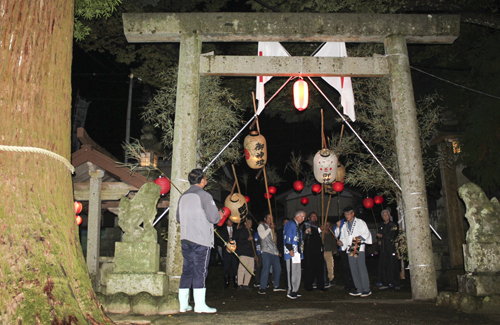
[179,243,211,289]
[377,252,400,286]
[304,252,325,290]
[222,248,238,277]
[254,254,262,284]
[340,250,355,290]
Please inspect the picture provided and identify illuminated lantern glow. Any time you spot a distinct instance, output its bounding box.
[293,180,304,192]
[76,215,82,226]
[363,197,375,209]
[311,183,322,194]
[264,193,273,199]
[243,131,267,169]
[229,215,241,223]
[332,181,344,193]
[226,240,237,253]
[374,195,384,205]
[301,197,309,205]
[74,201,83,214]
[313,149,338,184]
[244,196,250,203]
[336,163,346,182]
[154,176,171,195]
[293,79,309,111]
[268,186,277,194]
[225,193,248,221]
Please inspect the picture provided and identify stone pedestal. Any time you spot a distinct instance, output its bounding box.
[108,242,166,296]
[114,242,160,274]
[458,274,500,297]
[107,273,167,296]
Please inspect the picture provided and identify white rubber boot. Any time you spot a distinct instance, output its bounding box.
[178,288,193,312]
[193,288,217,313]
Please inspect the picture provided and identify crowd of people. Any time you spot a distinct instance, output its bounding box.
[176,169,401,313]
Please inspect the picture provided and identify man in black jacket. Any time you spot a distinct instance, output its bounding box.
[375,208,400,290]
[303,212,326,291]
[218,219,239,288]
[235,219,255,290]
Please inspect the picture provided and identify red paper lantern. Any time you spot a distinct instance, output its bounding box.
[311,183,322,194]
[74,201,82,214]
[264,193,273,199]
[154,176,171,195]
[293,180,304,192]
[363,197,375,209]
[293,79,309,111]
[76,215,82,226]
[268,186,277,194]
[332,182,344,193]
[221,207,231,219]
[244,196,250,203]
[301,197,309,205]
[374,195,384,205]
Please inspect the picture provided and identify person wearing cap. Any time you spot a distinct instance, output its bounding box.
[374,208,401,290]
[337,206,373,297]
[177,168,224,313]
[284,209,306,299]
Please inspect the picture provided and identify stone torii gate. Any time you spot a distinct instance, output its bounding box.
[122,12,460,301]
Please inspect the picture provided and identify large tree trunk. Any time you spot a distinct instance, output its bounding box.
[0,1,112,324]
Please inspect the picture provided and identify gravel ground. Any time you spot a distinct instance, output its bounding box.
[110,258,499,325]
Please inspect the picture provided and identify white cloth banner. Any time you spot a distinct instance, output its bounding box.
[256,42,355,121]
[314,42,356,121]
[256,42,290,115]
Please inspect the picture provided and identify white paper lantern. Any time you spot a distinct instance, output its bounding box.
[313,149,338,184]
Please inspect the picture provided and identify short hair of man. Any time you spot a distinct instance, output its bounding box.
[188,168,205,185]
[295,209,306,218]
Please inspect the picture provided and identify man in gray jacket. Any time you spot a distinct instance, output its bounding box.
[177,169,223,313]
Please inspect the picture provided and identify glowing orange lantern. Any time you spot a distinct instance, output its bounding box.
[293,79,309,111]
[244,131,267,169]
[76,215,82,226]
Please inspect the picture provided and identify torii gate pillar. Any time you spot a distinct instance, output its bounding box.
[166,31,202,292]
[385,35,437,300]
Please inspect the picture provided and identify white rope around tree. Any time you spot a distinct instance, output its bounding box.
[0,144,75,173]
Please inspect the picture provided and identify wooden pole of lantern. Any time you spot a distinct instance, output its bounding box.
[252,92,276,243]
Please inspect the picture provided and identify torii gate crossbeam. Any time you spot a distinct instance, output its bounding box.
[123,12,459,302]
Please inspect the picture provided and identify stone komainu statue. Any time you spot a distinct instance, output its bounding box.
[118,182,161,243]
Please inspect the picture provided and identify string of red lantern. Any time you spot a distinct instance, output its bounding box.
[301,197,309,205]
[374,195,384,205]
[244,196,250,203]
[154,176,171,195]
[332,181,344,193]
[74,201,83,225]
[268,186,277,194]
[311,183,322,194]
[293,180,304,191]
[363,197,375,209]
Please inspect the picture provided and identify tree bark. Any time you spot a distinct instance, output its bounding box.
[0,1,112,323]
